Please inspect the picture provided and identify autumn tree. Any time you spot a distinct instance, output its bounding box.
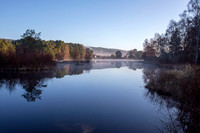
[128,49,137,59]
[85,48,93,61]
[143,39,156,58]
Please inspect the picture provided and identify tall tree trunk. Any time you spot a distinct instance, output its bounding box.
[195,13,200,64]
[195,36,199,64]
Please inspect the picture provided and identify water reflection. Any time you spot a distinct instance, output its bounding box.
[1,61,199,132]
[115,62,122,68]
[0,61,143,102]
[143,66,200,133]
[56,122,94,133]
[0,63,93,102]
[0,72,49,102]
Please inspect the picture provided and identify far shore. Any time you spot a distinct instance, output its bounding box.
[55,58,144,63]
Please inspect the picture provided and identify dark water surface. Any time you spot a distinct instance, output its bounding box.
[0,60,181,133]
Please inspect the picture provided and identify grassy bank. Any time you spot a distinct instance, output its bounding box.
[145,65,200,99]
[143,64,200,132]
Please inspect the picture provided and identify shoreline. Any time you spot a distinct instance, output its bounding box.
[1,59,199,72]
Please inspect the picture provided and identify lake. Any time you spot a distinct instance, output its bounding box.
[0,60,190,133]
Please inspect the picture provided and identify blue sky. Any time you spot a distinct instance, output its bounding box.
[0,0,189,50]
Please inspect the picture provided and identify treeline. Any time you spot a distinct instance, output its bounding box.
[126,49,143,59]
[103,49,143,59]
[0,29,93,70]
[143,0,200,64]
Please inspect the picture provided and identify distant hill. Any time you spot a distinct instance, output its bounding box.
[0,38,15,42]
[88,46,128,56]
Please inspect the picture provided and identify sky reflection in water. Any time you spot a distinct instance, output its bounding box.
[0,60,183,133]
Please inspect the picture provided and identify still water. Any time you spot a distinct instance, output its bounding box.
[0,60,178,133]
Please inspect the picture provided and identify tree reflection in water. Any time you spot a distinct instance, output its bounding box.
[143,66,200,133]
[3,61,199,132]
[0,61,200,133]
[0,61,144,102]
[0,62,93,102]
